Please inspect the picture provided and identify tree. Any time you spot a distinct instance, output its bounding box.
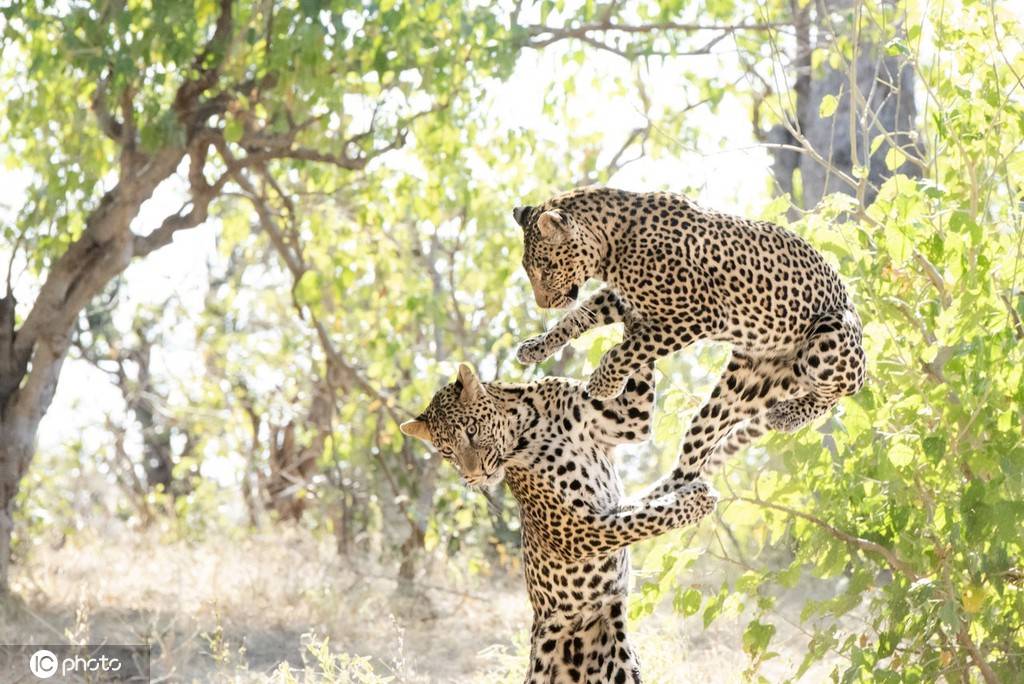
[4,2,1020,679]
[760,0,923,210]
[0,0,519,594]
[1,0,672,593]
[75,290,196,504]
[488,1,1021,680]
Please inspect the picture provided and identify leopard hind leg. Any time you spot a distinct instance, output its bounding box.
[700,417,767,475]
[676,351,802,478]
[765,307,866,433]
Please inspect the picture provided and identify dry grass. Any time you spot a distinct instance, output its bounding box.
[3,528,848,682]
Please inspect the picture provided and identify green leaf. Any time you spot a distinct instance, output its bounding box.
[742,620,777,658]
[888,443,915,468]
[884,146,905,171]
[294,271,321,309]
[224,119,243,144]
[869,134,886,156]
[819,94,839,118]
[702,590,726,628]
[883,222,913,264]
[674,588,702,616]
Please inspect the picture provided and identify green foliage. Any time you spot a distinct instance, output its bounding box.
[633,2,1024,681]
[0,0,522,272]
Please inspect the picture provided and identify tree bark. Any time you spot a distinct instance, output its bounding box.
[0,170,178,593]
[395,441,441,591]
[0,421,33,593]
[127,341,176,493]
[0,0,241,595]
[78,306,185,497]
[768,0,921,209]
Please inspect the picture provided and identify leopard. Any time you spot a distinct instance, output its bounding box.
[401,358,717,683]
[513,186,866,478]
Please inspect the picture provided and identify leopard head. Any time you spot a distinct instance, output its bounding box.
[514,203,588,309]
[400,363,516,488]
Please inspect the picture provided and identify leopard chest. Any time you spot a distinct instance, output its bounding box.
[521,538,630,619]
[505,436,629,617]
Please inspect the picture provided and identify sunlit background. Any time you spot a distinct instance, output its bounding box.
[1,1,1021,682]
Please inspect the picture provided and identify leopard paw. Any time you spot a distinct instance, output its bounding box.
[688,477,720,503]
[516,335,552,364]
[765,403,808,433]
[690,479,720,517]
[584,373,627,400]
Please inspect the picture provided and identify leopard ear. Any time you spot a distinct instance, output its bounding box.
[457,362,485,403]
[400,420,432,443]
[513,205,533,228]
[537,210,569,242]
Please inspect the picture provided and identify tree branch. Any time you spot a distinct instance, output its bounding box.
[957,625,1003,684]
[91,71,124,143]
[4,233,22,298]
[525,19,783,40]
[232,168,410,426]
[734,496,920,580]
[131,195,217,258]
[914,252,951,308]
[174,0,235,118]
[238,103,443,171]
[1001,292,1024,340]
[132,134,231,257]
[524,20,784,57]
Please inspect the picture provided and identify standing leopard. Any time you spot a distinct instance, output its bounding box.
[513,186,866,476]
[401,360,716,683]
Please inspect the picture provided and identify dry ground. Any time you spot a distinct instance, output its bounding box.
[2,528,849,683]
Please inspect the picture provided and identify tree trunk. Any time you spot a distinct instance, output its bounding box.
[1,322,82,593]
[0,150,184,594]
[333,490,353,556]
[769,0,921,209]
[0,430,35,594]
[395,443,441,592]
[0,233,133,593]
[127,346,177,494]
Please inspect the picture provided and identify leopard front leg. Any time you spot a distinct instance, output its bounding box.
[585,321,692,400]
[516,333,560,364]
[591,359,655,446]
[559,478,718,560]
[517,288,635,364]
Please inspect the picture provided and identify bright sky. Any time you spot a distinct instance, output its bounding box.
[1,25,771,487]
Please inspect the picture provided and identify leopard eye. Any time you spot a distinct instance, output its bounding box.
[439,445,454,457]
[466,423,477,436]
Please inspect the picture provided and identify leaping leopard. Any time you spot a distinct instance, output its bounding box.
[513,186,866,476]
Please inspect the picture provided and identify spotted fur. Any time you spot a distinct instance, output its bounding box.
[514,186,866,475]
[402,360,717,683]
